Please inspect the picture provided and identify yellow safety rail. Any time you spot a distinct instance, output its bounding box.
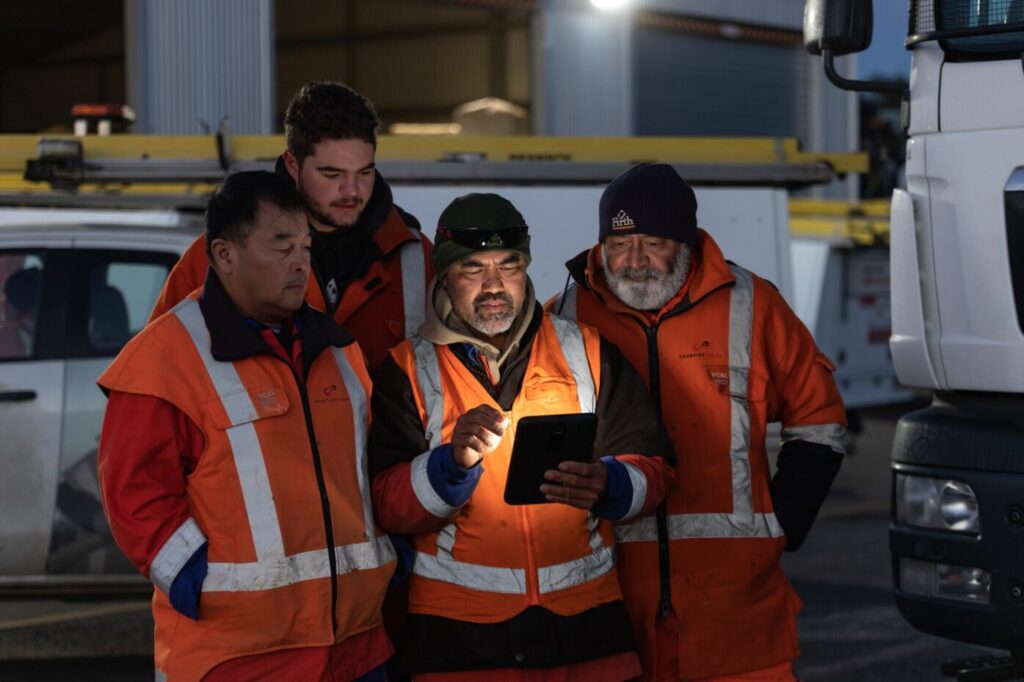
[789,198,890,245]
[0,134,866,173]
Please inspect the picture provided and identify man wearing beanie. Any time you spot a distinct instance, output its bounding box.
[369,192,674,681]
[548,164,847,682]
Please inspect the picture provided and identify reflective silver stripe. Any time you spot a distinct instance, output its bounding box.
[615,267,784,544]
[618,461,648,523]
[204,535,395,592]
[554,282,579,320]
[413,552,527,594]
[150,518,207,594]
[437,522,457,560]
[411,450,459,518]
[548,316,597,413]
[538,545,616,594]
[176,301,285,563]
[331,348,376,537]
[727,265,755,523]
[154,669,167,682]
[782,423,847,455]
[407,320,609,596]
[400,229,426,338]
[177,300,392,594]
[411,335,444,449]
[615,512,785,543]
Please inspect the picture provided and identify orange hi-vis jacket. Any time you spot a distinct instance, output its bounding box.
[549,231,847,680]
[100,292,395,681]
[148,206,432,370]
[387,315,623,623]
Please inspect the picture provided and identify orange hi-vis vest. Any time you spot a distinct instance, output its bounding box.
[148,206,430,369]
[388,315,624,623]
[100,296,395,681]
[553,232,847,679]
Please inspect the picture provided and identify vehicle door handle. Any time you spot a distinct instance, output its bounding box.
[0,390,37,402]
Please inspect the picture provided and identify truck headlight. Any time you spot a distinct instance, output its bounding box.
[899,558,991,604]
[896,474,980,534]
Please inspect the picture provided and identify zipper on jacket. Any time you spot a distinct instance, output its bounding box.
[631,280,735,619]
[642,323,673,619]
[298,375,340,635]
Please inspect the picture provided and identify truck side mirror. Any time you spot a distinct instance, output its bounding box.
[804,0,903,94]
[803,0,873,56]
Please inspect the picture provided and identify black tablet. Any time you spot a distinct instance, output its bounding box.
[503,413,598,506]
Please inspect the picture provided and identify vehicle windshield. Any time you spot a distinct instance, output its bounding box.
[911,0,1024,58]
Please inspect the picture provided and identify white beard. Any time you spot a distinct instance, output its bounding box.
[602,245,691,311]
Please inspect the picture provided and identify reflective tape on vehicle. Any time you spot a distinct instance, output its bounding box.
[150,517,207,594]
[782,423,847,455]
[400,229,426,338]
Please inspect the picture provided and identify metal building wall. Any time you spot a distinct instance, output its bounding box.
[532,0,633,135]
[275,0,529,128]
[125,0,275,134]
[633,28,810,140]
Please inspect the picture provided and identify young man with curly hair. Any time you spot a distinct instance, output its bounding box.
[149,81,432,370]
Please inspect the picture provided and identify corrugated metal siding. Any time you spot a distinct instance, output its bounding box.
[534,8,632,135]
[132,0,274,134]
[634,25,811,143]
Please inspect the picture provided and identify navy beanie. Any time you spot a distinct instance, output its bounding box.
[599,163,698,246]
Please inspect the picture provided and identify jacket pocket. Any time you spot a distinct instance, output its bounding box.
[203,385,290,430]
[704,365,769,402]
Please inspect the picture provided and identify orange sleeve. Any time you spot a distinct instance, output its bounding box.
[759,281,847,429]
[148,235,210,323]
[98,391,203,578]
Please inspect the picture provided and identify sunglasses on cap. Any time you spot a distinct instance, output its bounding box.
[436,226,528,249]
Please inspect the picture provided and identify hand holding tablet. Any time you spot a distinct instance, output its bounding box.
[503,413,600,506]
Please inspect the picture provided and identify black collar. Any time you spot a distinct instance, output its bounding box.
[198,269,354,373]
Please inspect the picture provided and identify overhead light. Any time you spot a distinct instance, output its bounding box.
[590,0,630,10]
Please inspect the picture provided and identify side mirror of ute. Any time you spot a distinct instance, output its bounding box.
[803,0,904,93]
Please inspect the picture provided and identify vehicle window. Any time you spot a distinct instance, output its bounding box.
[0,252,44,360]
[87,259,170,352]
[934,0,1024,56]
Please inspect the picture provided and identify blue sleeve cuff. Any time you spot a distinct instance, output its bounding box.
[428,444,483,509]
[591,456,633,521]
[169,542,207,620]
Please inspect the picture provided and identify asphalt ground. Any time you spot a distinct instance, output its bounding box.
[0,405,1016,681]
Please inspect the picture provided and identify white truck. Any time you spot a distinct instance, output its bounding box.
[0,134,879,595]
[805,0,1024,677]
